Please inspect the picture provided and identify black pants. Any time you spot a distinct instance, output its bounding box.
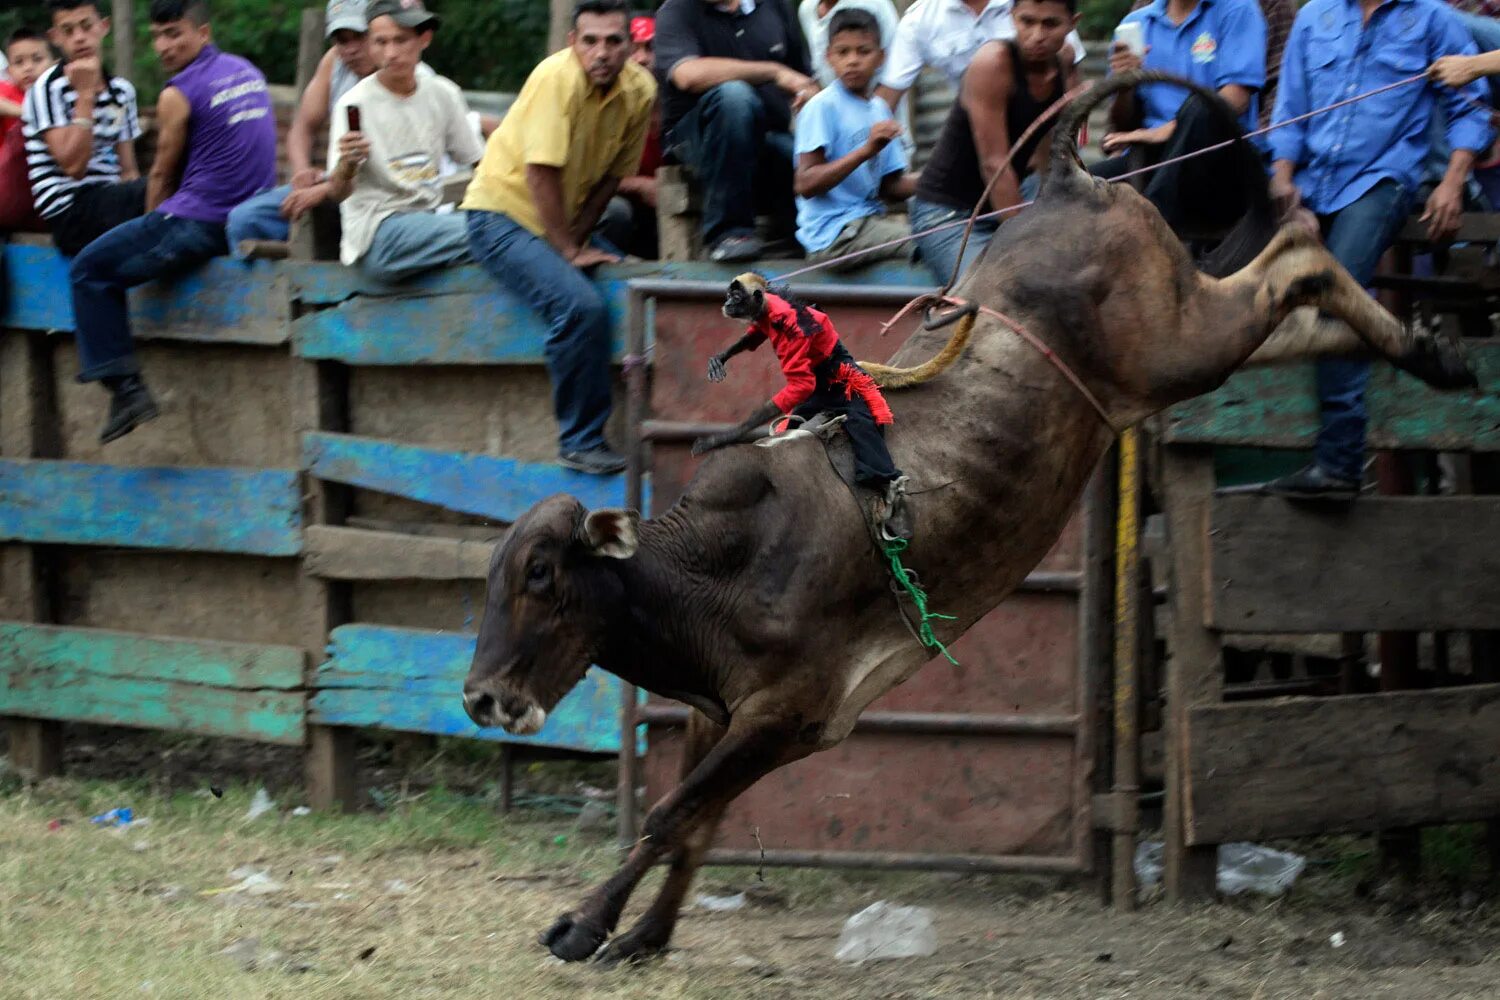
[793,350,901,488]
[49,179,147,257]
[1091,95,1251,234]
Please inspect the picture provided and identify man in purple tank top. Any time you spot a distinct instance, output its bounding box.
[67,0,276,443]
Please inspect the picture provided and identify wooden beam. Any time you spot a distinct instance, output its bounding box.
[303,525,497,580]
[1184,685,1500,844]
[1206,495,1500,632]
[547,0,572,55]
[0,459,302,556]
[112,0,134,83]
[295,6,326,94]
[1162,340,1500,452]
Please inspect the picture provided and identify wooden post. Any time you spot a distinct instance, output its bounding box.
[111,0,134,81]
[295,7,327,94]
[1,331,64,779]
[1110,430,1143,910]
[548,0,573,55]
[1160,446,1220,902]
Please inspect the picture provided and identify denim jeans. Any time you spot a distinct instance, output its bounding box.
[668,81,794,246]
[465,209,614,453]
[362,210,472,283]
[69,211,228,382]
[1313,179,1414,482]
[909,197,998,285]
[225,184,291,252]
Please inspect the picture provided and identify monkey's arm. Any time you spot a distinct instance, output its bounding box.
[707,331,765,382]
[691,399,782,456]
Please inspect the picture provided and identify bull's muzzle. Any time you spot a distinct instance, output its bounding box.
[462,686,547,736]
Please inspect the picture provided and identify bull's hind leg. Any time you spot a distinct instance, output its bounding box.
[539,698,813,962]
[596,712,729,965]
[1221,225,1475,388]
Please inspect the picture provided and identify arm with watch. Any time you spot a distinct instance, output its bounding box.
[43,57,106,180]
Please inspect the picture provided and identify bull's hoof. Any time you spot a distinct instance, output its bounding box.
[1398,334,1478,390]
[595,922,672,967]
[540,911,609,962]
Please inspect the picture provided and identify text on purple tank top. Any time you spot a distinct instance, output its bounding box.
[158,45,277,224]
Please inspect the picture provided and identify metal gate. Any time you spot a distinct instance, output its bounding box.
[617,278,1108,874]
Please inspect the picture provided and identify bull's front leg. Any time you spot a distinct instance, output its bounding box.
[540,703,813,962]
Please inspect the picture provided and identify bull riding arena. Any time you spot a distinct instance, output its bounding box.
[4,209,1499,902]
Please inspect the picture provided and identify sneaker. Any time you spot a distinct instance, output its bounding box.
[559,447,628,476]
[709,235,764,263]
[1262,463,1360,500]
[100,375,160,444]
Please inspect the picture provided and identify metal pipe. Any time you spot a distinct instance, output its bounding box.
[1110,428,1142,910]
[701,848,1086,874]
[1078,460,1112,902]
[616,288,649,850]
[636,704,1078,737]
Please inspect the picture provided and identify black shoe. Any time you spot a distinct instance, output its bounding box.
[708,235,764,263]
[1262,463,1360,500]
[99,375,160,444]
[559,447,628,475]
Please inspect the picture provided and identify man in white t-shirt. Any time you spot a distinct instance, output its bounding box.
[873,0,1084,110]
[324,0,483,282]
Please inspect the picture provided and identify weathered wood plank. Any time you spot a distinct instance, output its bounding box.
[0,623,305,744]
[0,459,302,555]
[1162,340,1500,451]
[1,245,289,344]
[1207,495,1500,632]
[302,431,635,522]
[304,525,497,580]
[1185,685,1500,844]
[309,624,627,753]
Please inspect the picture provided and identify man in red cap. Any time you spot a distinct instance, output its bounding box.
[597,13,662,257]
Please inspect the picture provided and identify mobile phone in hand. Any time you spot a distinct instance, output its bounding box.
[1113,23,1146,57]
[346,105,361,132]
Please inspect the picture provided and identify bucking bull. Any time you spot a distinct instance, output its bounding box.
[461,72,1476,964]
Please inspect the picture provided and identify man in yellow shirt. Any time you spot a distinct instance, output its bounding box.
[462,0,655,475]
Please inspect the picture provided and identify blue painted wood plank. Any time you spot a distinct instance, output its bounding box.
[1163,340,1500,451]
[310,624,631,753]
[1,244,287,344]
[0,459,302,555]
[303,431,641,522]
[0,623,304,744]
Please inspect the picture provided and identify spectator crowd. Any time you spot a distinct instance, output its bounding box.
[3,0,1500,488]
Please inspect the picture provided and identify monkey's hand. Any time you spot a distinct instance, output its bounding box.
[707,354,729,383]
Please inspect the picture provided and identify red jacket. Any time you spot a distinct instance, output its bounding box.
[741,293,839,414]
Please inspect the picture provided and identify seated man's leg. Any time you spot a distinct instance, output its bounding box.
[359,211,472,283]
[909,197,997,285]
[1310,179,1414,488]
[465,210,621,474]
[670,81,767,258]
[756,130,797,244]
[1141,95,1246,232]
[51,179,147,257]
[70,211,228,441]
[226,185,294,253]
[808,214,912,272]
[594,196,635,258]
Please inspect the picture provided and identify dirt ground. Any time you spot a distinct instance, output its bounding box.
[1,729,1497,1000]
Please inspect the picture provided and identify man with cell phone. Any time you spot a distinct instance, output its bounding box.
[1092,0,1267,236]
[324,0,484,283]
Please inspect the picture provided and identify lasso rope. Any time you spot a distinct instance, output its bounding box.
[883,537,958,665]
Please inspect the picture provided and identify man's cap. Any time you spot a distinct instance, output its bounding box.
[324,0,367,38]
[365,0,441,32]
[629,15,655,43]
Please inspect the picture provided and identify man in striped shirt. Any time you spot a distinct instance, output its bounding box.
[22,0,144,256]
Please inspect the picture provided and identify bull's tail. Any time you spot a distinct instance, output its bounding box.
[856,312,975,389]
[1047,70,1276,276]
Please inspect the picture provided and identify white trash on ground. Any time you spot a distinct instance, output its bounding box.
[694,892,747,912]
[1134,840,1306,896]
[244,788,276,821]
[834,901,938,963]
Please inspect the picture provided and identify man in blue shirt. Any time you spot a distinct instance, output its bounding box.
[1261,0,1490,497]
[793,8,914,269]
[1094,0,1267,233]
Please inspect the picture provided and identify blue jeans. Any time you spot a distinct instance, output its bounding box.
[1313,179,1413,482]
[70,211,228,381]
[465,209,614,453]
[669,81,794,246]
[910,197,998,285]
[226,184,291,251]
[361,211,472,283]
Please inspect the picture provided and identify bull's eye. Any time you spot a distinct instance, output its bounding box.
[525,561,551,591]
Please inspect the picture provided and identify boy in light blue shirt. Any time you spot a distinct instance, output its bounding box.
[793,8,915,270]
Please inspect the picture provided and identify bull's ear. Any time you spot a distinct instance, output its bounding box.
[580,508,640,559]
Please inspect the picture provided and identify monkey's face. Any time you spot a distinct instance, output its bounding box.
[722,279,764,321]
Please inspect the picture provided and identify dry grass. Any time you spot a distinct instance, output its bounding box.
[2,768,1499,1000]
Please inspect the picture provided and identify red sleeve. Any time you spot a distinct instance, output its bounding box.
[771,335,817,413]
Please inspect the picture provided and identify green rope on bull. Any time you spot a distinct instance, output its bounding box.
[883,537,959,665]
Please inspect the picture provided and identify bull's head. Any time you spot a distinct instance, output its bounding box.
[462,495,640,735]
